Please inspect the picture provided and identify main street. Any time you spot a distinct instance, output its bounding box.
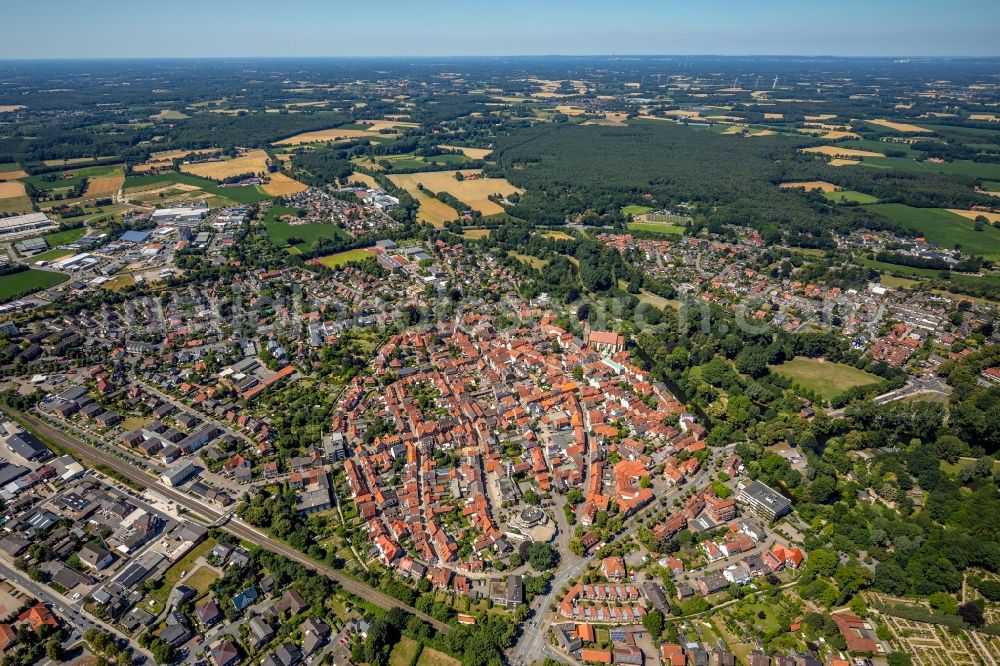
[6,407,451,634]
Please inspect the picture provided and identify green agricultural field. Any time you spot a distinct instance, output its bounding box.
[621,204,654,215]
[838,139,919,157]
[982,181,1000,193]
[0,196,33,214]
[314,248,372,268]
[43,227,86,247]
[0,269,70,302]
[769,357,881,402]
[857,155,1000,181]
[628,222,685,235]
[864,203,1000,259]
[124,172,270,203]
[25,164,122,191]
[822,190,878,204]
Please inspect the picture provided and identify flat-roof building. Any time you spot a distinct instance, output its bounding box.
[736,480,792,522]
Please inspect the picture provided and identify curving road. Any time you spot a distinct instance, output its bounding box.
[6,407,450,635]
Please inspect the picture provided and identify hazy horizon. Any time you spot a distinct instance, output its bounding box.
[2,0,998,59]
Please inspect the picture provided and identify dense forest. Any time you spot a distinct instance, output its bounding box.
[493,122,895,244]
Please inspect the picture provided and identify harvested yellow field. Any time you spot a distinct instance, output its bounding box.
[355,119,419,132]
[970,114,1000,122]
[722,126,745,135]
[43,157,105,167]
[0,181,26,198]
[805,114,837,121]
[802,145,884,159]
[135,149,221,173]
[663,109,703,119]
[261,173,308,196]
[822,131,862,140]
[763,113,784,119]
[181,149,269,179]
[830,158,861,167]
[779,181,839,193]
[84,174,125,198]
[749,129,775,137]
[0,105,25,113]
[276,128,380,146]
[0,169,28,180]
[866,119,931,133]
[541,230,573,240]
[554,105,585,116]
[388,170,522,217]
[946,209,1000,224]
[412,190,460,228]
[152,148,219,161]
[438,145,492,159]
[348,172,379,189]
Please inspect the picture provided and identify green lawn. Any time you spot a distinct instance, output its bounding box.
[0,269,70,302]
[29,248,75,264]
[864,203,1000,259]
[822,190,878,204]
[628,222,685,235]
[314,248,372,268]
[184,566,219,597]
[265,218,348,251]
[769,357,881,402]
[124,172,270,203]
[621,204,654,215]
[151,538,216,603]
[43,227,87,247]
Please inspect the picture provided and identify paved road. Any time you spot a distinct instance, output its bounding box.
[827,376,950,418]
[0,560,153,661]
[7,407,451,635]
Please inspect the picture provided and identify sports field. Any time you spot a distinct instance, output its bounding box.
[388,169,521,216]
[769,357,881,402]
[864,203,1000,259]
[43,227,87,247]
[181,149,269,180]
[312,248,373,268]
[0,269,70,302]
[261,173,308,196]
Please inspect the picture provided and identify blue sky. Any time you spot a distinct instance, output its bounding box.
[2,0,998,58]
